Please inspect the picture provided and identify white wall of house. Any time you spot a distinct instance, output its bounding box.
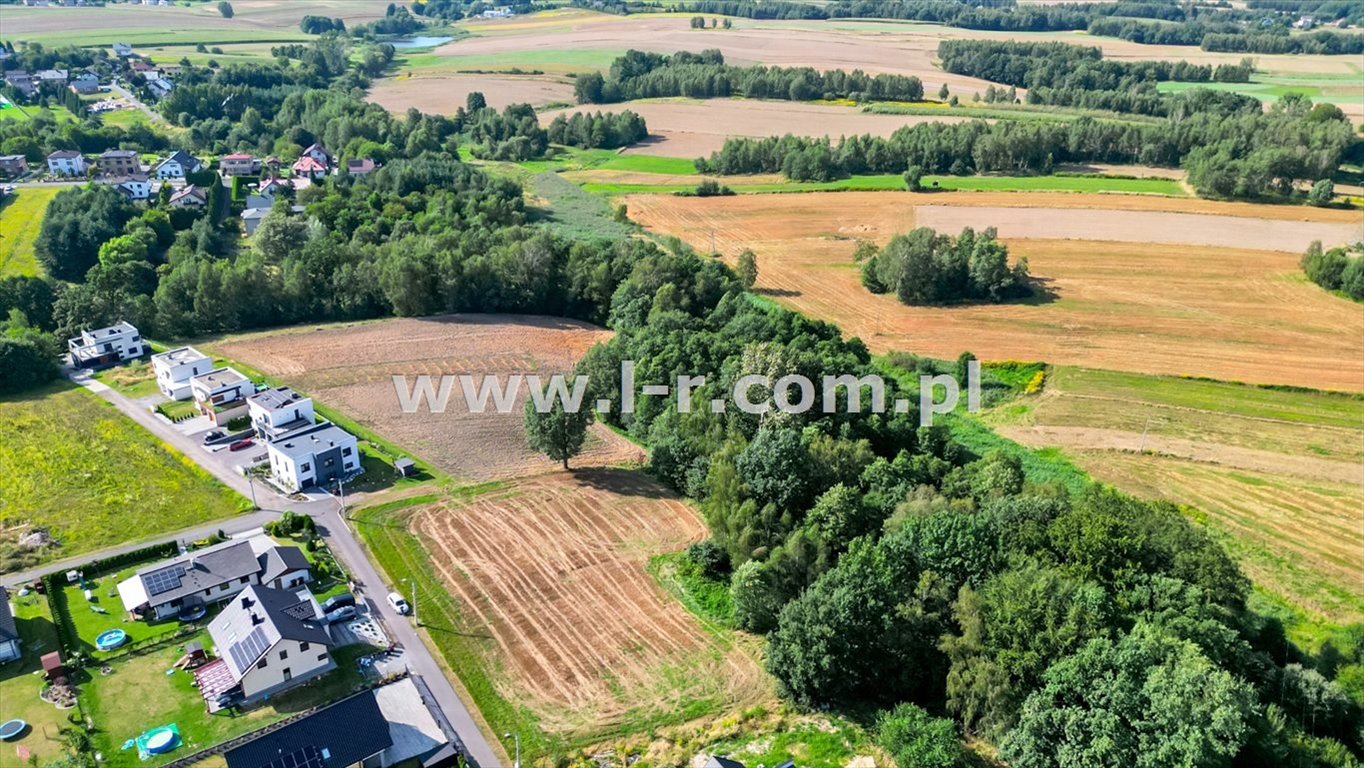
[266,435,360,493]
[47,155,86,175]
[152,351,212,400]
[240,637,334,701]
[249,397,314,438]
[150,573,259,620]
[157,159,186,178]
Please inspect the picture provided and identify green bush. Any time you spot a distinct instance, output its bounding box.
[877,703,961,768]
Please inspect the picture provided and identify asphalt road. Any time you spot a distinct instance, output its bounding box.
[4,369,504,768]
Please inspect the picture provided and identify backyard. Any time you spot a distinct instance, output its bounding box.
[0,591,69,767]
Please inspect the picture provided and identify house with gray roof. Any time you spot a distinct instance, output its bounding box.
[265,421,361,493]
[200,585,335,705]
[117,534,310,620]
[0,587,20,662]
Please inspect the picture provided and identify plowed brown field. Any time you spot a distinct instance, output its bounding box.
[627,191,1364,391]
[409,471,769,735]
[210,314,644,480]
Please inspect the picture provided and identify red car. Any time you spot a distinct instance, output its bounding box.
[228,438,254,452]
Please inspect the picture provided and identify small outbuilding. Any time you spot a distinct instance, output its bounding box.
[394,457,416,477]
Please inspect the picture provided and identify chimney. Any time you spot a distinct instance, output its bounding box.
[251,612,264,626]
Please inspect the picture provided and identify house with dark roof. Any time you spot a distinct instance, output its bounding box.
[155,149,202,179]
[248,386,315,440]
[170,183,208,208]
[224,689,390,768]
[117,535,310,620]
[0,587,20,662]
[201,584,335,705]
[98,148,141,177]
[346,158,377,177]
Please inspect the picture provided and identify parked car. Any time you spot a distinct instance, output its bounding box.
[201,430,224,445]
[325,605,357,624]
[321,593,356,613]
[228,438,253,451]
[387,592,411,615]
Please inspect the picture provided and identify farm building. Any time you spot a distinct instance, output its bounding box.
[199,585,335,706]
[190,367,258,425]
[265,421,360,493]
[151,346,212,400]
[67,321,146,368]
[46,149,86,176]
[116,535,311,620]
[0,587,20,662]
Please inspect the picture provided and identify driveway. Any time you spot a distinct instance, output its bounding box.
[7,368,507,768]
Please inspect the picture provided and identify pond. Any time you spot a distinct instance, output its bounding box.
[388,36,454,49]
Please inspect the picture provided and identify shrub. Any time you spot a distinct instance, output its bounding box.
[877,703,961,768]
[687,540,731,579]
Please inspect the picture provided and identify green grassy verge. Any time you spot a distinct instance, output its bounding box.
[0,383,251,572]
[648,552,735,627]
[0,186,62,278]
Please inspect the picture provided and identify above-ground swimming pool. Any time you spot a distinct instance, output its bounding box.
[144,727,177,754]
[0,719,27,741]
[95,628,128,651]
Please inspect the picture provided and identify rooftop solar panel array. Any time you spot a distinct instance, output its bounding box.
[144,566,186,596]
[261,745,326,768]
[227,625,269,672]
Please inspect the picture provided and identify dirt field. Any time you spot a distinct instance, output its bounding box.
[368,73,576,114]
[539,98,979,158]
[627,191,1364,391]
[409,471,769,735]
[209,315,644,481]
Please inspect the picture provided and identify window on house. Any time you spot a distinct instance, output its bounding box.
[279,649,288,660]
[258,658,268,670]
[282,668,292,681]
[300,641,309,651]
[220,584,229,592]
[324,458,335,467]
[317,652,328,661]
[301,463,311,472]
[240,577,250,584]
[342,447,352,456]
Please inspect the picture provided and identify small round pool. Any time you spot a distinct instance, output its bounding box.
[0,719,27,741]
[95,628,128,651]
[144,727,176,754]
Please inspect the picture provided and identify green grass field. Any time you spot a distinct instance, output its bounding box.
[0,187,62,278]
[0,591,68,766]
[398,48,622,75]
[0,384,250,571]
[578,173,1187,196]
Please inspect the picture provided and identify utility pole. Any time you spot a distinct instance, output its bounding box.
[504,732,520,768]
[336,476,346,514]
[246,472,258,511]
[406,577,419,627]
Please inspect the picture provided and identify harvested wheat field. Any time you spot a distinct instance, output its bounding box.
[539,98,980,158]
[209,315,643,481]
[628,191,1364,391]
[369,73,576,114]
[410,470,769,735]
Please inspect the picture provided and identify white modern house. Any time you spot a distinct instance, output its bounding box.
[190,367,258,426]
[68,321,146,368]
[266,421,360,493]
[199,585,335,706]
[248,387,315,440]
[155,149,202,179]
[117,535,311,621]
[151,346,212,400]
[112,174,151,201]
[46,149,86,176]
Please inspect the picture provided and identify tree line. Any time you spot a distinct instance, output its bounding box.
[859,227,1031,305]
[574,49,923,105]
[545,110,648,149]
[1302,240,1364,301]
[695,92,1355,200]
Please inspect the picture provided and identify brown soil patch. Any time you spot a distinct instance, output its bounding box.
[410,470,769,735]
[368,74,575,114]
[540,99,980,158]
[627,191,1364,391]
[209,314,644,481]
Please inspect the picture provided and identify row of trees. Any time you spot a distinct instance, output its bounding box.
[574,49,924,104]
[696,93,1356,199]
[1302,240,1364,301]
[858,227,1031,305]
[545,110,648,149]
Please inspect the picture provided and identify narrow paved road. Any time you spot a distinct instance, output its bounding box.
[4,370,503,768]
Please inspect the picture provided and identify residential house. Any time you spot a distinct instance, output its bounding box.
[68,71,100,95]
[346,158,377,177]
[190,367,258,425]
[113,42,134,57]
[170,184,208,208]
[147,76,174,100]
[68,320,146,368]
[116,535,311,620]
[0,154,28,178]
[243,189,275,210]
[0,587,20,663]
[199,585,335,706]
[98,148,141,177]
[300,143,331,168]
[35,69,68,87]
[4,70,36,98]
[262,155,282,176]
[151,345,212,400]
[111,173,151,201]
[247,387,315,440]
[290,155,326,181]
[155,149,202,179]
[219,153,256,177]
[479,6,513,18]
[265,421,361,493]
[240,207,270,236]
[46,149,86,176]
[130,59,159,77]
[257,176,291,197]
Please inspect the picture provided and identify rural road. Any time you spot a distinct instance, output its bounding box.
[3,370,505,768]
[108,81,164,125]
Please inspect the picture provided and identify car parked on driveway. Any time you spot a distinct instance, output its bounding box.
[387,592,410,615]
[228,438,253,451]
[201,430,224,445]
[322,593,356,613]
[325,605,357,624]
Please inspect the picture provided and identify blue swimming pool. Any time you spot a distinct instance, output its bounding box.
[95,628,127,651]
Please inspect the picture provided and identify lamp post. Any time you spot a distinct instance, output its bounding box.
[504,732,520,768]
[405,577,418,627]
[245,471,258,511]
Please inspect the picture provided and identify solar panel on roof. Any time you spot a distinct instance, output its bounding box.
[227,625,269,672]
[144,566,185,596]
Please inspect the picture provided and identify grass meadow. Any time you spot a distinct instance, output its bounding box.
[0,187,62,278]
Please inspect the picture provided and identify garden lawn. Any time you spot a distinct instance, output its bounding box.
[0,384,249,571]
[0,591,69,767]
[81,633,380,768]
[0,187,62,278]
[92,361,162,399]
[57,564,212,659]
